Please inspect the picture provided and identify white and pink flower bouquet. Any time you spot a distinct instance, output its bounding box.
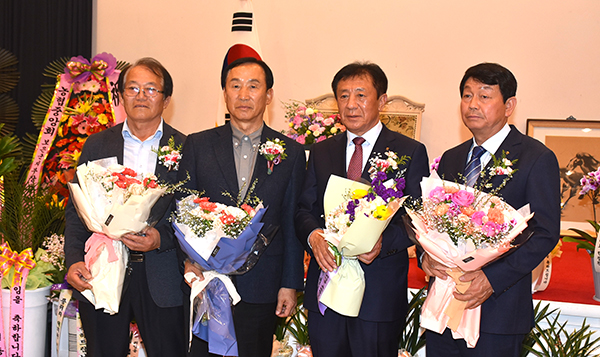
[172,188,268,356]
[317,152,409,317]
[259,138,286,175]
[402,160,533,347]
[153,136,182,171]
[68,157,171,314]
[281,101,345,146]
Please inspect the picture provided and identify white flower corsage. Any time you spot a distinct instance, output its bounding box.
[153,136,182,171]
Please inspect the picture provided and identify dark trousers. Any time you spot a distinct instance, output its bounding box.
[79,261,185,357]
[186,299,277,357]
[425,328,526,357]
[308,309,403,357]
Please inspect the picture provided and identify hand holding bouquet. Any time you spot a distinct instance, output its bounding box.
[172,187,268,357]
[68,157,169,314]
[402,167,533,347]
[317,151,409,317]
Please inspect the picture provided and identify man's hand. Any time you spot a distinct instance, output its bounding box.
[276,288,297,318]
[454,270,493,309]
[358,235,382,264]
[66,261,93,292]
[184,259,204,288]
[121,227,160,252]
[421,253,450,280]
[309,229,337,272]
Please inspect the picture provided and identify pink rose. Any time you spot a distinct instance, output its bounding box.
[323,117,334,126]
[451,190,474,207]
[471,211,485,225]
[316,135,326,143]
[429,186,446,203]
[296,135,306,145]
[482,221,499,237]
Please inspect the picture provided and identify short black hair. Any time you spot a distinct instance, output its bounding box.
[117,57,174,98]
[331,62,388,98]
[221,57,274,89]
[459,63,517,103]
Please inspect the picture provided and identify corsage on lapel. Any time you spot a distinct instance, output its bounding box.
[153,136,182,171]
[368,151,409,180]
[489,150,517,176]
[259,138,287,175]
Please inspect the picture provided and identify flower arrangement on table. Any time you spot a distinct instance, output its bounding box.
[317,151,409,317]
[401,152,533,347]
[172,182,269,357]
[67,157,179,315]
[281,101,345,146]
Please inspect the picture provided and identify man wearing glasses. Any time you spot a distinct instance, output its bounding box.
[65,57,186,356]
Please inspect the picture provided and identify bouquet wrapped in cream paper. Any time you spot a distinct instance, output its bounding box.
[68,157,168,314]
[318,151,409,317]
[172,188,269,357]
[402,163,533,348]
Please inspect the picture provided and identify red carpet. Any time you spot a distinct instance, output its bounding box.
[408,241,600,305]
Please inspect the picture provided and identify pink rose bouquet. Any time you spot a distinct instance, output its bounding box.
[281,101,345,145]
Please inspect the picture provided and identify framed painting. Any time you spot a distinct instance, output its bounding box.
[526,119,600,233]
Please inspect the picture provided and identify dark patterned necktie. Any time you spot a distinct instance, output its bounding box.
[347,137,366,181]
[464,146,486,187]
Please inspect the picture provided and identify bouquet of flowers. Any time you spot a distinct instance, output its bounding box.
[317,152,409,317]
[281,101,345,146]
[172,186,268,356]
[67,157,170,314]
[402,163,533,347]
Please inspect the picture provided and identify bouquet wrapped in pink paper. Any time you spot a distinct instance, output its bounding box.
[317,151,408,317]
[172,190,269,357]
[67,157,169,314]
[402,167,533,347]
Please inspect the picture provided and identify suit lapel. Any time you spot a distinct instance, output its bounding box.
[360,126,396,181]
[331,132,348,178]
[250,126,272,195]
[214,124,240,194]
[483,126,523,188]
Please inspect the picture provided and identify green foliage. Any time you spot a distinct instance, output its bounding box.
[399,288,427,355]
[0,123,20,177]
[275,292,309,346]
[562,221,600,257]
[521,302,558,356]
[522,302,600,356]
[0,170,65,254]
[0,48,20,135]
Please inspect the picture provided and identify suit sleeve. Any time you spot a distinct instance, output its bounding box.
[379,142,429,256]
[483,149,561,296]
[280,147,307,290]
[295,146,322,256]
[64,140,96,269]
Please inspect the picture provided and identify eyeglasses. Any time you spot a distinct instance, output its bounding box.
[123,86,164,98]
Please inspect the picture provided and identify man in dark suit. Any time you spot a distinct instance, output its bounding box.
[423,63,561,356]
[65,58,186,356]
[179,57,306,357]
[295,62,429,357]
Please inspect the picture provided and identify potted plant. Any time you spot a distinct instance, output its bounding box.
[562,167,600,300]
[0,126,66,356]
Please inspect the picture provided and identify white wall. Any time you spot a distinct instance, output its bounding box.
[93,0,600,160]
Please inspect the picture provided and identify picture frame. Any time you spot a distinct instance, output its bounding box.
[526,118,600,234]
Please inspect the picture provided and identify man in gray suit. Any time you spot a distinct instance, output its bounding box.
[179,57,306,357]
[65,57,186,356]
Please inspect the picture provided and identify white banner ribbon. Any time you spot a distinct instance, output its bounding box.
[184,271,240,350]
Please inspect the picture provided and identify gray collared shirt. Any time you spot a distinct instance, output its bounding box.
[232,124,263,199]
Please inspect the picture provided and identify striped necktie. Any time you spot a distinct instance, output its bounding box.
[464,146,486,187]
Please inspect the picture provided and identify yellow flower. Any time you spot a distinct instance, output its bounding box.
[289,122,294,127]
[97,113,108,125]
[351,189,368,199]
[306,130,312,135]
[374,205,391,220]
[331,127,338,134]
[76,101,92,114]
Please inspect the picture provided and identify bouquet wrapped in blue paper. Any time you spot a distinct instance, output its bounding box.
[172,192,269,356]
